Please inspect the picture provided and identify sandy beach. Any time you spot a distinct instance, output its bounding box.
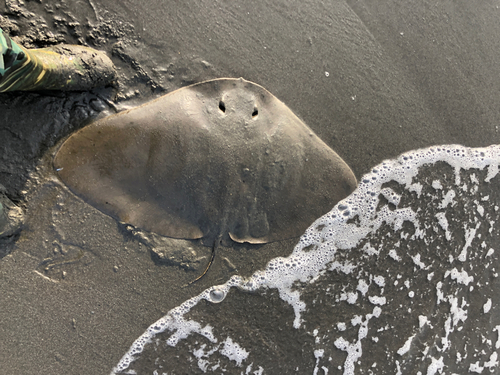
[1,1,500,373]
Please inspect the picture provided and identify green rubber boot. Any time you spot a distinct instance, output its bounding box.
[0,28,116,92]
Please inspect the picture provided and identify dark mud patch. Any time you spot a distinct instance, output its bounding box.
[0,90,111,198]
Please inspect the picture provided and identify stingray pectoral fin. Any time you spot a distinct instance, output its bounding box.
[53,103,205,240]
[241,130,357,244]
[228,232,269,244]
[55,145,204,240]
[57,167,205,239]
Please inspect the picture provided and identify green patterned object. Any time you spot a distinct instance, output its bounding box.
[0,28,116,92]
[0,28,26,76]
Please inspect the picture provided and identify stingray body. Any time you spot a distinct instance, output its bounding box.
[54,78,356,248]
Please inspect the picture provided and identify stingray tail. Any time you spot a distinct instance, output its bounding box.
[187,234,222,285]
[0,28,115,92]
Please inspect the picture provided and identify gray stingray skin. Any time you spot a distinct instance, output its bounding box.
[54,78,357,246]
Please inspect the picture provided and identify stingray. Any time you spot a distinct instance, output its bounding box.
[53,78,356,281]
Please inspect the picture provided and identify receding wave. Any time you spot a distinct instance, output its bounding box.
[112,144,500,375]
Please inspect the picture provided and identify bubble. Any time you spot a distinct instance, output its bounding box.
[208,287,226,303]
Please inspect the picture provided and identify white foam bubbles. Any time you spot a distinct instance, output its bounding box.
[219,337,249,366]
[483,298,492,314]
[112,144,500,374]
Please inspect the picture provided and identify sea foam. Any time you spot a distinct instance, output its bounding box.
[112,144,500,374]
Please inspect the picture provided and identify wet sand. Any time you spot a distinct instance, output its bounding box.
[1,1,500,374]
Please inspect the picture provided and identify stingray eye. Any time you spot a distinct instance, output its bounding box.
[252,107,258,118]
[219,100,226,113]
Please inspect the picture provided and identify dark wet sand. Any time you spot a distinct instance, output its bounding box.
[1,1,500,374]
